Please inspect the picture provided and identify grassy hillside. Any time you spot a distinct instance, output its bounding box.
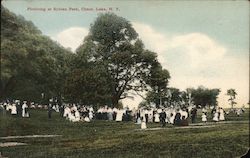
[0,109,249,158]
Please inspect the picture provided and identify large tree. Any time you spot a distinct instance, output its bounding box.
[1,6,72,103]
[226,88,237,109]
[144,64,171,107]
[187,86,220,107]
[75,13,161,107]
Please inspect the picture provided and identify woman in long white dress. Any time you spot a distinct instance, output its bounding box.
[170,110,176,124]
[165,109,171,124]
[154,112,160,123]
[115,109,123,121]
[201,112,207,123]
[213,111,219,122]
[22,102,28,117]
[141,113,147,129]
[219,108,225,121]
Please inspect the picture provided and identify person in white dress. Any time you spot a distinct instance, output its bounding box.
[169,114,174,124]
[201,112,207,123]
[141,112,147,129]
[115,109,123,121]
[154,111,160,123]
[11,103,17,115]
[148,109,153,122]
[213,111,219,122]
[219,107,225,121]
[22,101,29,117]
[73,110,80,122]
[63,106,70,117]
[165,108,171,124]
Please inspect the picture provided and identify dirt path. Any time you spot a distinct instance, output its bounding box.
[0,134,62,139]
[136,120,249,131]
[0,142,27,147]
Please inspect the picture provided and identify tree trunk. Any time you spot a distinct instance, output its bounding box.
[111,96,119,108]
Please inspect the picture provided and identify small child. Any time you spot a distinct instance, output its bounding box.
[201,112,207,123]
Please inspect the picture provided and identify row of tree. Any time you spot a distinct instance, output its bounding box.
[1,6,234,108]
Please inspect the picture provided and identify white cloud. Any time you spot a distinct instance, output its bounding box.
[169,33,226,68]
[130,22,249,108]
[52,27,88,52]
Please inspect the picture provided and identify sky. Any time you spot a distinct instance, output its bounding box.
[2,0,249,108]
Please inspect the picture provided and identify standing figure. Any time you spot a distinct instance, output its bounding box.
[160,109,167,127]
[219,107,225,121]
[174,110,182,126]
[22,101,29,117]
[59,105,64,117]
[11,103,17,116]
[154,111,160,123]
[144,109,149,123]
[190,107,197,123]
[141,112,147,129]
[135,110,141,124]
[115,108,123,122]
[213,111,219,122]
[48,104,52,119]
[201,112,207,123]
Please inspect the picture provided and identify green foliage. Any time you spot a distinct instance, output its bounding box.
[1,6,72,102]
[226,89,237,108]
[187,86,220,107]
[66,13,165,107]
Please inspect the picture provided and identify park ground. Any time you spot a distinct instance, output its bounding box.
[0,109,249,158]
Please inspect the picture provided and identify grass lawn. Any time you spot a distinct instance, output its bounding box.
[0,109,249,158]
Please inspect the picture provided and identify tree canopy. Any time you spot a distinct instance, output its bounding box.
[1,6,73,103]
[65,13,167,107]
[187,86,220,107]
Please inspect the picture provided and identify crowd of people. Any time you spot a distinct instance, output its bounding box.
[0,100,30,118]
[0,99,246,129]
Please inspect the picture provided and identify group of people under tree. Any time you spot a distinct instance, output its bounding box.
[0,98,247,130]
[0,100,30,118]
